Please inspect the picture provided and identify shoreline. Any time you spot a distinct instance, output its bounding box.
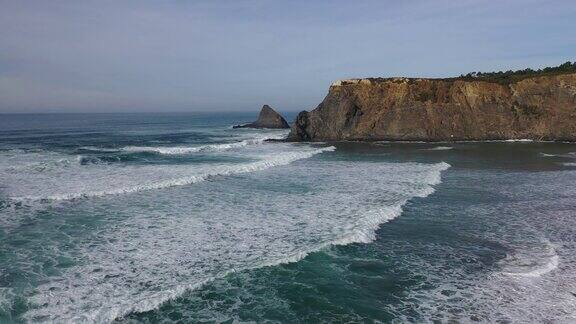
[270,138,576,144]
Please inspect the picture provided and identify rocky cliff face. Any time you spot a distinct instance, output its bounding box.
[234,105,290,129]
[288,73,576,141]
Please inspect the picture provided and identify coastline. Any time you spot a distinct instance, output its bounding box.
[276,137,576,144]
[288,72,576,143]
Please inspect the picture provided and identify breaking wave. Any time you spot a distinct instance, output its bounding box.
[502,240,560,278]
[21,161,450,322]
[9,146,335,202]
[425,146,453,151]
[118,134,286,155]
[540,153,557,157]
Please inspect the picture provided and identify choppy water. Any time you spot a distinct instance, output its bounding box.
[1,113,575,323]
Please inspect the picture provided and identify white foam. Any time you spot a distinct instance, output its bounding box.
[0,150,75,174]
[389,168,576,323]
[506,255,560,278]
[505,139,533,142]
[502,240,560,278]
[7,145,335,201]
[541,152,576,160]
[21,160,450,322]
[121,138,268,155]
[562,162,576,167]
[425,146,453,151]
[0,288,14,317]
[540,152,557,157]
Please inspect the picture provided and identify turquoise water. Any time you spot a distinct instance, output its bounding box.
[1,113,575,323]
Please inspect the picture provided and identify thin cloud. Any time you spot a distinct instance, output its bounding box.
[0,0,574,113]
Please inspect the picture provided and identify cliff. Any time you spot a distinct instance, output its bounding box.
[234,105,290,129]
[288,73,576,141]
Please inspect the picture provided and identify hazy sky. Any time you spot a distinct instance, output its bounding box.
[1,0,575,113]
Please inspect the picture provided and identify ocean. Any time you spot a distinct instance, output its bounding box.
[0,113,575,323]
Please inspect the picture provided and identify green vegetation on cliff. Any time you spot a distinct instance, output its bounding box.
[457,61,576,84]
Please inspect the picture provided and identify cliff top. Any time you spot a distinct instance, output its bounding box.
[331,61,576,87]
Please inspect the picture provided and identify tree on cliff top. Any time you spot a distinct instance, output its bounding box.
[458,61,576,84]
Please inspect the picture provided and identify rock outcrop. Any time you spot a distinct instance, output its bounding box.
[234,105,290,129]
[288,74,576,141]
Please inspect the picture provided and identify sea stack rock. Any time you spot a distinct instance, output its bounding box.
[234,105,290,129]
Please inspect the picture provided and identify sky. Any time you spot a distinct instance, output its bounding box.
[0,0,575,113]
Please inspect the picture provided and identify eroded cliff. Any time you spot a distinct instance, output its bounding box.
[288,73,576,141]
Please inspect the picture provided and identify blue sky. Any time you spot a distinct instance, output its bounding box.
[0,0,574,113]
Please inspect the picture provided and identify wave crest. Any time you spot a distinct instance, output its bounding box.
[120,134,286,155]
[12,146,335,202]
[22,160,449,323]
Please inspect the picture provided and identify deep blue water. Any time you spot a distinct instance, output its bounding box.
[1,113,575,323]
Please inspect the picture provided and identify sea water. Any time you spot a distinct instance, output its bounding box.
[0,113,575,323]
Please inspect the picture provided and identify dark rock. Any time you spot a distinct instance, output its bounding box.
[233,105,290,129]
[286,111,311,141]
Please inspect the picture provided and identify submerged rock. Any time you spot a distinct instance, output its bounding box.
[234,105,290,129]
[288,74,576,141]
